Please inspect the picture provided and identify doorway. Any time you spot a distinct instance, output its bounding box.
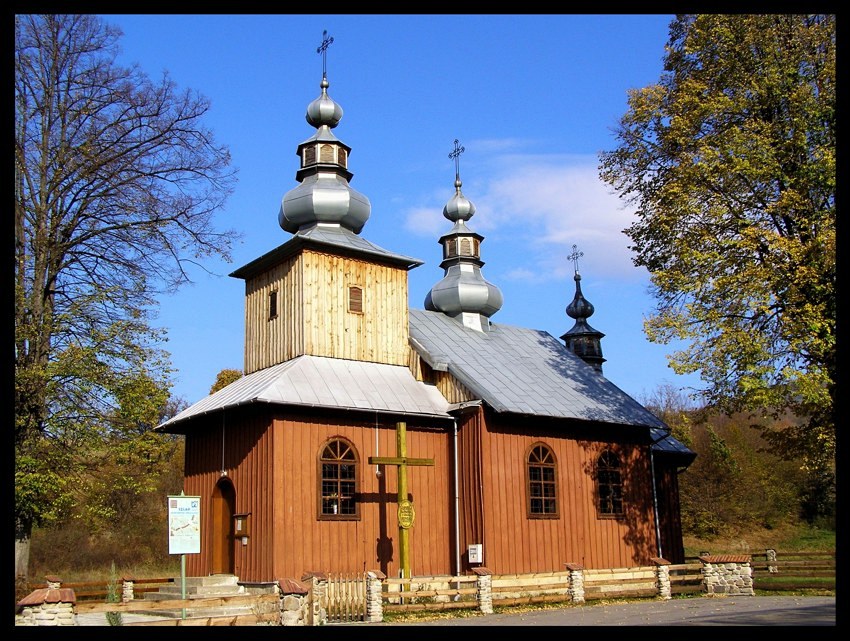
[211,478,236,574]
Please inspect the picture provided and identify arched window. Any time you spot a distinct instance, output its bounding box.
[527,443,558,518]
[320,143,335,163]
[597,449,623,516]
[319,438,359,519]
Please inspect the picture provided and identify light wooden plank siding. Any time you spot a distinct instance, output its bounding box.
[242,250,410,374]
[182,408,454,582]
[476,411,659,573]
[434,371,475,404]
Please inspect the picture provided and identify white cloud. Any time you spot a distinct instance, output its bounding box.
[401,147,645,281]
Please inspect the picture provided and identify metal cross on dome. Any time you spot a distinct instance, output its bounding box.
[568,244,584,274]
[449,139,465,180]
[317,30,334,78]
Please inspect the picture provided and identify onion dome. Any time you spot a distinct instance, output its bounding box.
[560,245,605,372]
[425,141,503,333]
[279,32,370,235]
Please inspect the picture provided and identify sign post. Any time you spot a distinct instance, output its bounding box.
[168,492,200,619]
[368,421,434,579]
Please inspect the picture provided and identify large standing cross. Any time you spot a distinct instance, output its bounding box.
[368,421,434,578]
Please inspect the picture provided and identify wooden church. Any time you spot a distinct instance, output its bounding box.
[158,37,696,583]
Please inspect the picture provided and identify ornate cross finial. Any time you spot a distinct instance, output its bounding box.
[568,244,584,274]
[317,30,334,78]
[448,139,465,180]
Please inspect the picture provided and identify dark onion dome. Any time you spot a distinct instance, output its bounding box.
[561,270,606,372]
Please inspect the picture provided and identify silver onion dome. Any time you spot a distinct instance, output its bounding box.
[306,77,343,128]
[443,178,475,222]
[425,144,503,332]
[279,71,371,235]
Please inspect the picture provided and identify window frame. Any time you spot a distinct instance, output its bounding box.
[317,437,360,521]
[526,442,559,519]
[268,289,278,320]
[596,449,624,518]
[348,285,363,314]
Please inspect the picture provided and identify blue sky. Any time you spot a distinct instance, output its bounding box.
[100,14,702,408]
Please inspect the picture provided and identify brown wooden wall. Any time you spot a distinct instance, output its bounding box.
[181,405,681,581]
[469,410,661,573]
[242,250,411,374]
[182,407,455,582]
[182,406,274,581]
[653,459,686,564]
[271,414,454,581]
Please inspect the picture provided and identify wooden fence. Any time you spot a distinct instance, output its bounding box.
[20,549,834,625]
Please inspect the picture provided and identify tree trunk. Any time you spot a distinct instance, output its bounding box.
[15,516,32,588]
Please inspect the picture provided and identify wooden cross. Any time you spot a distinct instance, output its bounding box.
[368,421,434,578]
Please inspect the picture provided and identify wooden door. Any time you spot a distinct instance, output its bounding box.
[212,479,236,574]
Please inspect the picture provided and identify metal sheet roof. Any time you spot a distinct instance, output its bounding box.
[650,427,697,459]
[157,355,451,430]
[230,224,422,279]
[408,308,668,429]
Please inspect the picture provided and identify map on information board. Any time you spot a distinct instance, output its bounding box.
[168,495,201,554]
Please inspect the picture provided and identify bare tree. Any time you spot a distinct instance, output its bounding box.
[15,14,239,584]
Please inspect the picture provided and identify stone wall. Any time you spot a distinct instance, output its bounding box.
[699,555,755,595]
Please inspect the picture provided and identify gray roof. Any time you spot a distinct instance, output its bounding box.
[230,224,422,279]
[408,308,667,429]
[650,427,697,459]
[157,355,451,431]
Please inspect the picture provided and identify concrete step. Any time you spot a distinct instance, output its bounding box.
[141,574,258,618]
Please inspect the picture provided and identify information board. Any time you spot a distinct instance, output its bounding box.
[168,495,201,555]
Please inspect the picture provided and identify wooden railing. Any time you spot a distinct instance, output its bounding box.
[382,575,479,613]
[22,576,175,602]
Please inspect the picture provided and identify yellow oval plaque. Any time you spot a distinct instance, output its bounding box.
[397,499,415,529]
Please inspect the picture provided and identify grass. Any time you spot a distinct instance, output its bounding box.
[682,521,835,556]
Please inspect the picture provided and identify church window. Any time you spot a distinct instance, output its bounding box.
[460,238,472,256]
[304,146,316,166]
[319,439,359,519]
[348,286,363,313]
[527,443,558,518]
[268,290,278,320]
[446,240,458,258]
[596,449,623,517]
[338,148,347,167]
[320,144,335,163]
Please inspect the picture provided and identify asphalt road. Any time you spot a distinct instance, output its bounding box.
[367,595,837,627]
[74,595,836,627]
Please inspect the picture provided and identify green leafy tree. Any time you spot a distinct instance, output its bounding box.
[599,14,835,512]
[210,368,243,394]
[14,15,238,584]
